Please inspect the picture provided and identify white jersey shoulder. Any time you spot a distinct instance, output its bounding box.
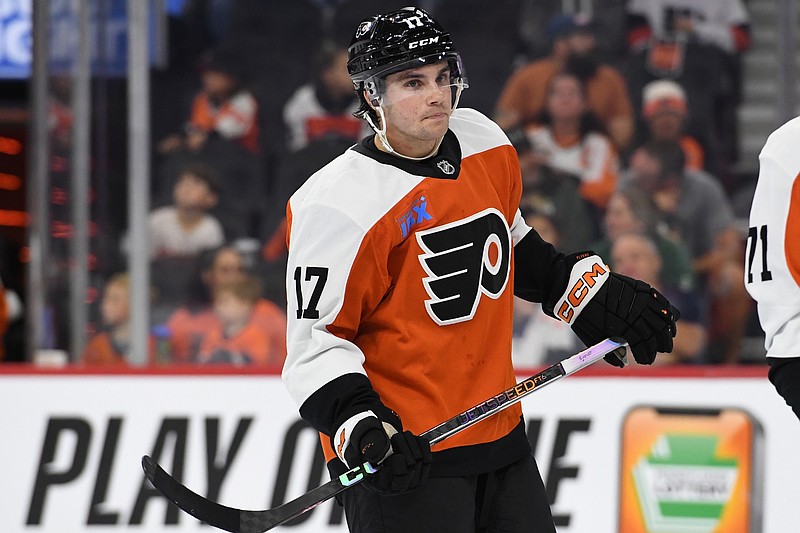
[449,107,511,158]
[747,115,800,358]
[759,116,800,177]
[290,146,425,234]
[289,108,510,232]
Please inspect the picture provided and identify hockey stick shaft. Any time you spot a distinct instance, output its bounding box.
[141,337,627,533]
[422,336,626,445]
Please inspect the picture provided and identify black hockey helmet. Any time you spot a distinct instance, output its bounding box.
[347,7,467,122]
[347,7,464,84]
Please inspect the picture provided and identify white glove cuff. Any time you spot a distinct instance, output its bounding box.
[553,254,609,324]
[333,411,377,465]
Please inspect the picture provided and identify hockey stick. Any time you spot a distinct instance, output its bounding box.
[141,337,627,533]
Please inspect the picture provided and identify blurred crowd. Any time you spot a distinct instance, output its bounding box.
[0,0,767,368]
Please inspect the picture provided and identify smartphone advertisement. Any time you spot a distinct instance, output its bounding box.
[619,406,762,533]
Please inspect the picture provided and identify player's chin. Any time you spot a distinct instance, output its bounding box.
[420,116,450,137]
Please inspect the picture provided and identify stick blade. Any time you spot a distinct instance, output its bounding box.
[141,455,241,533]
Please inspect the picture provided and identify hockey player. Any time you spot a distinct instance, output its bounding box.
[746,116,800,421]
[282,7,679,532]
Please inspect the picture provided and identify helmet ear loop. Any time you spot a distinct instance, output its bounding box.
[362,79,396,155]
[451,79,465,111]
[370,105,397,156]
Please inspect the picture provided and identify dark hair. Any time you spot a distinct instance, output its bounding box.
[182,244,240,307]
[640,140,686,180]
[178,163,221,195]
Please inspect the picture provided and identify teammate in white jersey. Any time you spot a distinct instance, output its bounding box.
[282,7,679,532]
[746,116,800,421]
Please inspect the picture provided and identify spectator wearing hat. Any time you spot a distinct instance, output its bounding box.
[639,79,705,173]
[495,13,634,150]
[625,0,751,173]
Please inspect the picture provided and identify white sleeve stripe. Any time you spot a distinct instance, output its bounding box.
[552,255,610,325]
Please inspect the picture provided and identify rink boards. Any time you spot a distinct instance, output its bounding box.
[1,365,798,533]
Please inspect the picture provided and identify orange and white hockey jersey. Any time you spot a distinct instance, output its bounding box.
[746,116,800,358]
[284,108,563,476]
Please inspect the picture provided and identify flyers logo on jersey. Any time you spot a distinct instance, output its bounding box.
[416,208,511,325]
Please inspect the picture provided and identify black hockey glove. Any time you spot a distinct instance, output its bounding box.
[573,272,679,366]
[546,252,679,366]
[332,411,432,494]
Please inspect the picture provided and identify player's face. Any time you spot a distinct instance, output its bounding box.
[377,61,453,157]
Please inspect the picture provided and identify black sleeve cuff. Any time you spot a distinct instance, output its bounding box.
[298,373,386,436]
[767,357,800,420]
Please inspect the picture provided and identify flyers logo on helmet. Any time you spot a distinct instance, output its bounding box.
[355,20,374,38]
[416,208,511,325]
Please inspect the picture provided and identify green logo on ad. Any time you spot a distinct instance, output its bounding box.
[633,434,739,532]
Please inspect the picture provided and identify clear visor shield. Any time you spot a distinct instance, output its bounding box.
[364,56,468,109]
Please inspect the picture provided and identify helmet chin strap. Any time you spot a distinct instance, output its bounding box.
[367,107,443,161]
[366,82,464,162]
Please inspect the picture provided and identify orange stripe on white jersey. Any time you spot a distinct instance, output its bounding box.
[747,116,800,358]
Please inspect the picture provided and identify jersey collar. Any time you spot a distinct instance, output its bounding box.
[351,130,462,180]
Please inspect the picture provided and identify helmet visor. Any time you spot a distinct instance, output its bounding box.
[363,54,468,109]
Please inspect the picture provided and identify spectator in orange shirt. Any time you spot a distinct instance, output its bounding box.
[639,79,705,173]
[165,245,244,362]
[495,13,634,150]
[522,71,620,211]
[81,273,155,365]
[198,275,286,369]
[514,71,618,251]
[157,45,260,156]
[166,245,286,364]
